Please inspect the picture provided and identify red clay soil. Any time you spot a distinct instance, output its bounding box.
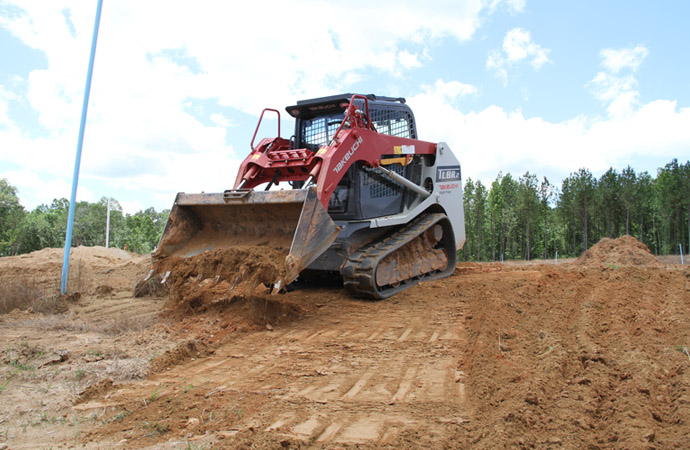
[576,235,663,268]
[457,236,690,449]
[156,246,289,307]
[1,236,689,449]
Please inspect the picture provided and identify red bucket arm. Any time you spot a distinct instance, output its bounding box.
[234,95,437,208]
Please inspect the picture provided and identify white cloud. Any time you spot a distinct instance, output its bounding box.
[0,169,97,208]
[0,85,15,128]
[605,90,639,118]
[587,44,649,118]
[486,49,508,84]
[487,28,550,84]
[209,113,235,128]
[409,80,690,186]
[0,0,500,211]
[488,0,526,14]
[422,79,478,103]
[600,45,648,74]
[118,199,143,216]
[587,72,638,102]
[503,28,549,68]
[398,50,422,69]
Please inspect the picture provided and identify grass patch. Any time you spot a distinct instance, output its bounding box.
[9,360,35,372]
[111,410,131,422]
[142,420,170,437]
[13,313,155,335]
[0,279,66,315]
[95,315,156,335]
[148,388,162,402]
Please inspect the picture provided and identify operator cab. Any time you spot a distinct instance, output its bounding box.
[286,94,422,220]
[286,93,417,149]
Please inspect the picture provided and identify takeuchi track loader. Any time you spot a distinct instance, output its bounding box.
[153,94,466,299]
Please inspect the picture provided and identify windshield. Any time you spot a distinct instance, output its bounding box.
[300,113,346,149]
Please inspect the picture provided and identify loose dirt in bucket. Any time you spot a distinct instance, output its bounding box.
[155,246,289,308]
[1,237,689,449]
[152,246,306,355]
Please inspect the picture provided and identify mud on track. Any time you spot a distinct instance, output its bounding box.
[1,237,690,449]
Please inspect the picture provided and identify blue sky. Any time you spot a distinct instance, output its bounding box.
[1,0,689,213]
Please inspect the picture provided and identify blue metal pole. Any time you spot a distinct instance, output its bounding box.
[681,244,684,265]
[61,0,104,294]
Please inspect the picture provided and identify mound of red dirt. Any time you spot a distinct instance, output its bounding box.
[576,235,662,267]
[454,259,690,449]
[155,247,288,305]
[0,246,151,296]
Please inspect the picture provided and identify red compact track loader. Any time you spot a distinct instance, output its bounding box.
[153,94,465,299]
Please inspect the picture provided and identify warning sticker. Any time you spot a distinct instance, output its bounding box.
[394,145,415,155]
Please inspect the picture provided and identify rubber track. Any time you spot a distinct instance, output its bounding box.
[342,213,455,300]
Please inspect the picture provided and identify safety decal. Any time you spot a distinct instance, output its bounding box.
[317,147,328,155]
[251,154,261,160]
[394,145,415,154]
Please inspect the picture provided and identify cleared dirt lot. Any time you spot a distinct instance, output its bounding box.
[1,237,689,449]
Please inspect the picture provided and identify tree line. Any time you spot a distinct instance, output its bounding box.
[461,158,690,261]
[0,180,168,256]
[1,157,689,259]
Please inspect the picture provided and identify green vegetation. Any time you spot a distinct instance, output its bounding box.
[0,182,168,256]
[111,409,131,422]
[142,420,170,437]
[148,388,162,402]
[1,157,688,261]
[461,158,690,261]
[9,360,34,372]
[185,441,211,450]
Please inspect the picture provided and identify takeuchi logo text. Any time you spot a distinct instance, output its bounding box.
[333,136,364,174]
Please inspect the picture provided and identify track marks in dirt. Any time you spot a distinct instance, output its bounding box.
[275,411,414,445]
[170,319,464,406]
[8,239,690,449]
[94,288,470,448]
[457,263,690,449]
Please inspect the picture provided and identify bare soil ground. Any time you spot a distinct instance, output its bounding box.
[0,237,689,449]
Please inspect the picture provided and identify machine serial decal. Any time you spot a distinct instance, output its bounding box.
[436,165,461,182]
[333,136,363,174]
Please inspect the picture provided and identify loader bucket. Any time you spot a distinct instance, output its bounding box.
[153,187,339,287]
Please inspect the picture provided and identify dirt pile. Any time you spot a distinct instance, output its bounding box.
[2,241,689,449]
[0,246,170,449]
[152,246,307,339]
[576,235,662,267]
[0,246,151,297]
[456,262,690,448]
[155,246,289,308]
